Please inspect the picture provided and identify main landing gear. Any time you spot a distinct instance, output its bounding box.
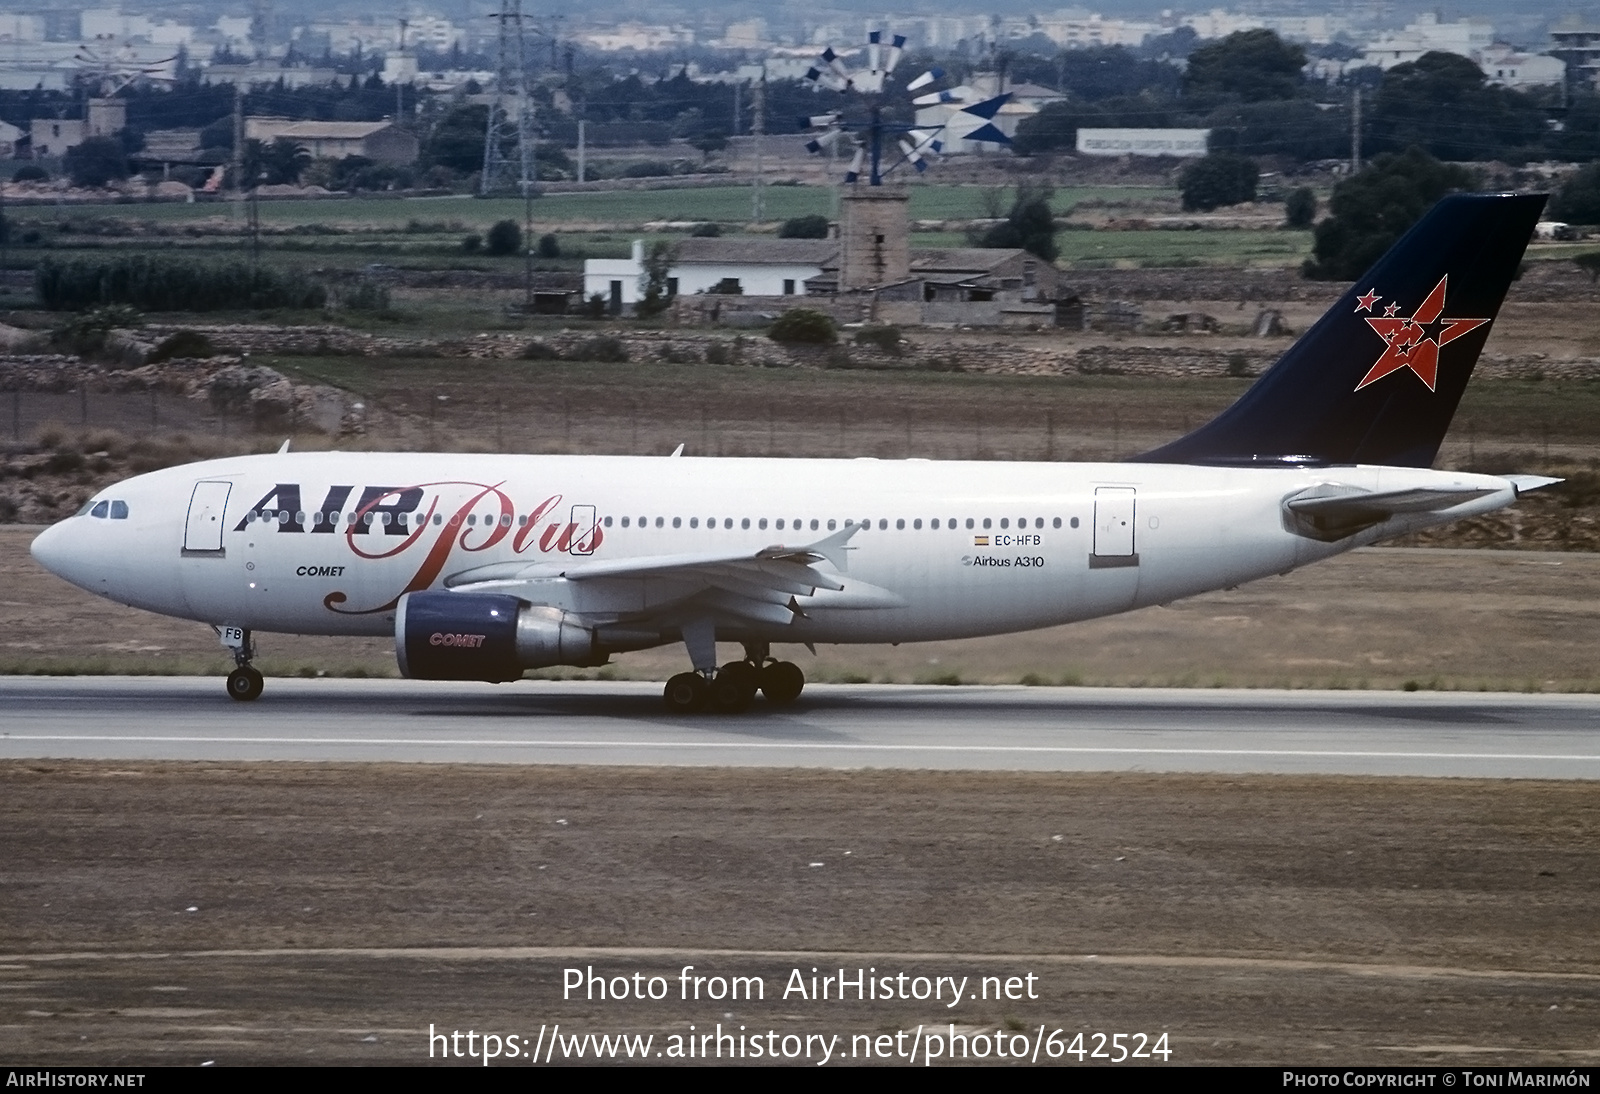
[221,626,264,702]
[662,639,804,714]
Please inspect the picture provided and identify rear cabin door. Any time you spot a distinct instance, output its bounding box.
[1091,486,1138,567]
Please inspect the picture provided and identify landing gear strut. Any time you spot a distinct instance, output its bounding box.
[660,637,804,714]
[221,627,263,702]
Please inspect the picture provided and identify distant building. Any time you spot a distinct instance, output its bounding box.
[1362,13,1495,71]
[0,119,21,157]
[1550,16,1600,92]
[245,118,419,164]
[204,60,341,89]
[1477,44,1564,89]
[585,238,837,311]
[28,98,125,158]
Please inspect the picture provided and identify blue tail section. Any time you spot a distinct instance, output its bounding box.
[1136,193,1546,468]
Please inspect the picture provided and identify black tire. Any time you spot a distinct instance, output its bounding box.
[663,671,707,713]
[227,667,264,702]
[709,662,759,713]
[760,661,805,705]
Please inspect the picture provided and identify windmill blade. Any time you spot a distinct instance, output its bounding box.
[884,35,907,74]
[844,148,864,184]
[820,46,852,83]
[905,67,944,92]
[867,31,882,72]
[912,88,966,106]
[802,112,841,129]
[804,66,849,93]
[897,139,929,173]
[907,128,944,155]
[805,128,846,155]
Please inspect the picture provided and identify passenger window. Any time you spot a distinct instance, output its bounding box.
[931,518,940,530]
[90,500,109,518]
[759,518,767,530]
[776,519,785,530]
[895,518,905,530]
[810,519,819,531]
[965,518,974,529]
[827,519,837,531]
[621,516,630,528]
[1053,517,1062,529]
[1070,517,1080,529]
[434,514,443,526]
[501,514,512,527]
[1035,518,1044,529]
[604,516,613,527]
[725,518,733,530]
[741,518,750,529]
[466,514,476,526]
[914,518,922,530]
[1000,518,1009,529]
[655,517,664,528]
[983,518,992,529]
[690,518,699,529]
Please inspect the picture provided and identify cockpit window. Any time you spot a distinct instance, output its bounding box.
[90,500,109,519]
[76,500,97,517]
[110,500,129,519]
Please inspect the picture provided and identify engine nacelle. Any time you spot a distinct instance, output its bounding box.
[395,591,598,682]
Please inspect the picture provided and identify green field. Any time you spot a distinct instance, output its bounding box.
[7,184,1171,230]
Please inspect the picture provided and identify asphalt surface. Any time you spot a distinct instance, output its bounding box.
[3,677,1599,777]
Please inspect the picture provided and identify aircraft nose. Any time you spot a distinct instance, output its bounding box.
[30,520,88,586]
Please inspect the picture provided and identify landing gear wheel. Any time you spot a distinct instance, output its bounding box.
[759,661,805,706]
[663,671,708,713]
[226,666,264,702]
[709,662,759,714]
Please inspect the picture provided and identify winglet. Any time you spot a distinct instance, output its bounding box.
[669,443,684,457]
[767,521,862,573]
[277,438,292,454]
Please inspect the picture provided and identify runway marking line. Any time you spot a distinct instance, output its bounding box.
[2,947,1598,985]
[2,734,1599,763]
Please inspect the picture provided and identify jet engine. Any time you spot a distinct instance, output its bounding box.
[395,591,599,681]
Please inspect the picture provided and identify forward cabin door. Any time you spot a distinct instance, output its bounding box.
[183,481,232,555]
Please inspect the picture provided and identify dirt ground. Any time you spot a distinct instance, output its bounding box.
[0,763,1596,1066]
[5,523,1600,691]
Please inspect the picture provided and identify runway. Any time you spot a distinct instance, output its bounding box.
[3,676,1600,777]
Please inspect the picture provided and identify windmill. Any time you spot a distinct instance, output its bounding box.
[73,35,179,96]
[798,30,1012,186]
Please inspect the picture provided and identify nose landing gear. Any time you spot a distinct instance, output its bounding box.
[218,626,264,702]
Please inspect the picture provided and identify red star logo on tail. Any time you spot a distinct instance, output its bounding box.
[1355,275,1490,392]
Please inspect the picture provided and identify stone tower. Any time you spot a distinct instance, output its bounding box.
[838,186,910,290]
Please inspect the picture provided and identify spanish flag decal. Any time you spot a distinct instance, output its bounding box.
[973,535,989,546]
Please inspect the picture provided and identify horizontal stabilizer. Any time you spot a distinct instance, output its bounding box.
[1283,483,1498,540]
[1506,474,1562,495]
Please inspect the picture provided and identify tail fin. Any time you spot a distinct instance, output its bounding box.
[1136,192,1546,468]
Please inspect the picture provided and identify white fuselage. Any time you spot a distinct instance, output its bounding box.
[30,451,1520,653]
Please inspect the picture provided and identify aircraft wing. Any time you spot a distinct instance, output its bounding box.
[440,522,905,627]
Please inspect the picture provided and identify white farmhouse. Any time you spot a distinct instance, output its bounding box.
[584,238,838,312]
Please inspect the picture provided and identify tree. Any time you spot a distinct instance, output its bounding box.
[1183,29,1307,102]
[1303,147,1475,280]
[64,136,130,188]
[777,214,830,239]
[1369,52,1547,163]
[691,131,728,163]
[1285,187,1318,229]
[486,219,521,256]
[635,241,677,318]
[978,184,1058,262]
[536,233,561,259]
[1178,154,1259,212]
[1550,162,1600,225]
[245,138,311,186]
[425,104,488,174]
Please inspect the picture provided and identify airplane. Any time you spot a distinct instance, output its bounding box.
[29,192,1558,713]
